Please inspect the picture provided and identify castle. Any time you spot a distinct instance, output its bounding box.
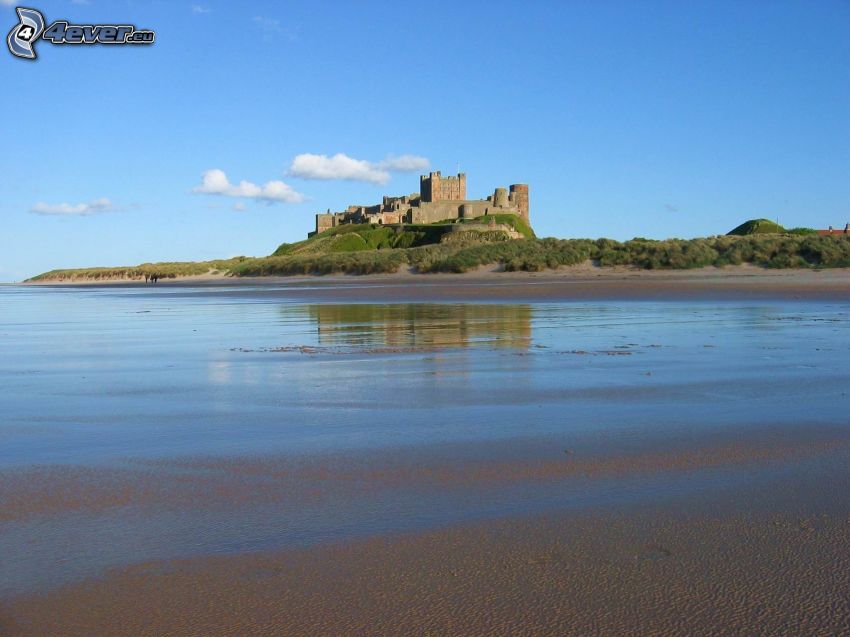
[311,171,529,237]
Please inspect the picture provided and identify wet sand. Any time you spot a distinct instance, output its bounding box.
[24,264,850,301]
[3,285,849,635]
[2,423,849,523]
[3,424,850,636]
[4,494,849,636]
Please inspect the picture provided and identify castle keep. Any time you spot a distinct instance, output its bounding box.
[311,171,529,237]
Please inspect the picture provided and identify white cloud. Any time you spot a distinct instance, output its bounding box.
[287,153,429,185]
[192,169,304,204]
[1,1,19,6]
[288,153,388,184]
[30,198,117,216]
[191,4,210,14]
[232,202,246,211]
[377,155,430,172]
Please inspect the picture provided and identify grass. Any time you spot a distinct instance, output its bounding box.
[461,214,536,238]
[26,257,249,282]
[230,250,407,276]
[27,226,850,281]
[270,214,535,258]
[234,234,850,276]
[272,223,448,256]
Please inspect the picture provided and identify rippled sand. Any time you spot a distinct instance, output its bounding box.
[4,507,849,636]
[3,426,850,636]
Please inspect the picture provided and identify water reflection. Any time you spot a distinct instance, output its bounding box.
[294,304,533,351]
[4,288,850,598]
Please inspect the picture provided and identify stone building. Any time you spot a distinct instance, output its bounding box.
[420,171,467,202]
[311,171,529,237]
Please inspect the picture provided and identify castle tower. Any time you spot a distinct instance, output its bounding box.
[509,184,529,223]
[493,187,509,207]
[420,171,466,202]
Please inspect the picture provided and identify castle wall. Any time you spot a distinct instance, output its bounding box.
[365,211,404,225]
[410,202,464,224]
[315,212,345,234]
[408,200,517,224]
[456,201,491,219]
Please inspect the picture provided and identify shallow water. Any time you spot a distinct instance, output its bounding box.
[1,284,849,595]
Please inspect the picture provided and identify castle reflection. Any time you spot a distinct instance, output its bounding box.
[298,304,532,351]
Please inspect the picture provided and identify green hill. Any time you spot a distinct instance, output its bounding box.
[272,215,535,257]
[272,224,448,256]
[727,218,786,235]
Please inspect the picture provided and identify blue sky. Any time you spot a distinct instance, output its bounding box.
[1,0,848,280]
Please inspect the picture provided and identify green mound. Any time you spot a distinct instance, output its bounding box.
[272,223,451,256]
[272,214,535,258]
[329,233,369,252]
[283,231,374,255]
[728,219,785,235]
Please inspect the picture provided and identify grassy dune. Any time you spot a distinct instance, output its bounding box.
[26,258,250,282]
[234,234,850,276]
[26,229,850,281]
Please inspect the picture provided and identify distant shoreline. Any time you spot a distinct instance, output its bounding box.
[20,264,850,301]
